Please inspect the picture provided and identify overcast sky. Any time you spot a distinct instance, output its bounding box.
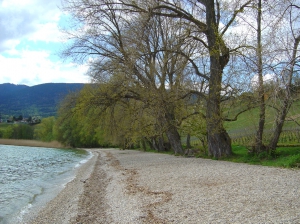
[0,0,89,86]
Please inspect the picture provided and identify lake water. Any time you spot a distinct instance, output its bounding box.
[0,145,91,224]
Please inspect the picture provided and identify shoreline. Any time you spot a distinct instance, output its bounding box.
[23,148,300,223]
[1,143,93,224]
[25,149,97,224]
[0,139,65,148]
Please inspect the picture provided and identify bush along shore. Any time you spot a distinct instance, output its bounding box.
[0,139,65,148]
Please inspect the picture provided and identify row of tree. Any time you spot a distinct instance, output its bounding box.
[56,0,300,158]
[0,116,49,140]
[54,85,207,149]
[0,124,34,139]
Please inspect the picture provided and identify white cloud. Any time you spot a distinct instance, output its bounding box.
[0,0,90,86]
[0,50,89,86]
[0,0,63,52]
[28,22,64,43]
[1,0,35,7]
[251,73,278,89]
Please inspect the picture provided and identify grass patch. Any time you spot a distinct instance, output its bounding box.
[221,145,300,168]
[136,144,300,168]
[225,99,300,132]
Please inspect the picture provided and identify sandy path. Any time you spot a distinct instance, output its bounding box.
[28,149,300,223]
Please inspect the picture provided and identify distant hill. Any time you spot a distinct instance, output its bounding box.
[0,83,85,118]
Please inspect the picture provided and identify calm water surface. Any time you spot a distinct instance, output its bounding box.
[0,145,91,224]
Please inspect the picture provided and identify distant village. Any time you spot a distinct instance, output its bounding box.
[0,114,41,124]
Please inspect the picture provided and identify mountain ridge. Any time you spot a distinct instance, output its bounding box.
[0,83,85,118]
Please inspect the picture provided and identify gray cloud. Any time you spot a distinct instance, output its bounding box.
[0,10,35,41]
[0,0,62,52]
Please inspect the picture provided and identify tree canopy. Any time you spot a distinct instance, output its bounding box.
[58,0,300,158]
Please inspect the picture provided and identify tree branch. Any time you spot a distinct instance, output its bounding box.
[224,105,257,121]
[221,0,253,36]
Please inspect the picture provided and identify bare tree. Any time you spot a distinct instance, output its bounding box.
[62,0,201,154]
[267,0,300,153]
[230,0,300,153]
[103,0,254,158]
[253,0,267,152]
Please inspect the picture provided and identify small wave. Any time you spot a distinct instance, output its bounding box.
[15,203,33,223]
[1,146,91,224]
[74,151,93,168]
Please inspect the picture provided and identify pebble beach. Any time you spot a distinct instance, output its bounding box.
[26,148,300,223]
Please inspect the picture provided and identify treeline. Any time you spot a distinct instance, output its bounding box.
[0,84,207,150]
[0,116,92,147]
[53,86,207,150]
[0,124,34,140]
[0,118,52,142]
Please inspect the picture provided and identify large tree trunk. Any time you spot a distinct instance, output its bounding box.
[268,101,291,153]
[151,137,159,151]
[141,137,147,151]
[186,133,191,149]
[206,75,232,158]
[207,127,232,158]
[166,125,183,155]
[254,0,266,154]
[160,109,184,155]
[158,136,165,151]
[255,90,266,153]
[205,0,232,158]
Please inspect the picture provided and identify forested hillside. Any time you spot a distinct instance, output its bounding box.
[0,83,85,117]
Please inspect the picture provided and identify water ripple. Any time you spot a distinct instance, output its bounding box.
[0,145,89,224]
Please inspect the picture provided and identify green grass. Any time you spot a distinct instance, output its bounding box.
[136,143,300,169]
[140,144,300,169]
[180,98,300,168]
[225,99,300,134]
[222,98,300,147]
[223,145,300,168]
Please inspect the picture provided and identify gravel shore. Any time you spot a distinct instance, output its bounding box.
[28,149,300,223]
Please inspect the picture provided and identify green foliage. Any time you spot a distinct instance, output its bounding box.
[181,112,207,145]
[12,124,34,139]
[2,125,13,139]
[0,123,34,139]
[34,117,56,142]
[0,124,9,138]
[54,87,113,148]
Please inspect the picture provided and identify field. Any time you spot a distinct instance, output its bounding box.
[185,99,300,167]
[226,99,300,146]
